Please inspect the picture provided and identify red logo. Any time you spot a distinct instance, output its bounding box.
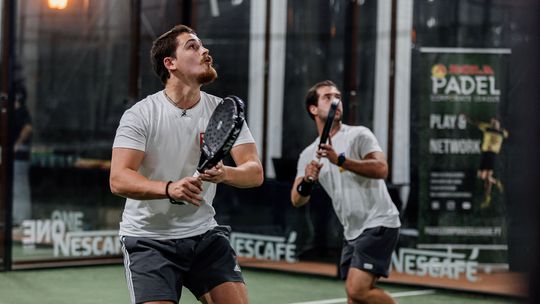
[199,132,205,148]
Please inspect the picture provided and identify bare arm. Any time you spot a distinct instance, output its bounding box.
[339,151,388,179]
[14,123,32,150]
[318,143,388,179]
[109,148,168,200]
[290,160,323,208]
[109,148,203,206]
[291,176,311,207]
[200,143,264,188]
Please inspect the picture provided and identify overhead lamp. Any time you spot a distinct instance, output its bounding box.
[48,0,68,10]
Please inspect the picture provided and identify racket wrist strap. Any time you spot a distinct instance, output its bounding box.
[297,179,313,197]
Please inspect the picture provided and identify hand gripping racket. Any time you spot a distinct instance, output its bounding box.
[174,96,245,205]
[308,98,340,182]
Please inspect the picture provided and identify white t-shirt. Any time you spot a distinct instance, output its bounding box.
[113,90,255,239]
[296,124,401,240]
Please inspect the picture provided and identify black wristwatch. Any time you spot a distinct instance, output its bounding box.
[337,152,346,167]
[166,181,186,205]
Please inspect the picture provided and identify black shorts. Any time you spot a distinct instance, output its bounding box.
[120,225,243,304]
[479,151,496,170]
[340,226,399,279]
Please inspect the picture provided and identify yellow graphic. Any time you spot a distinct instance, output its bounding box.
[465,115,509,209]
[431,64,447,79]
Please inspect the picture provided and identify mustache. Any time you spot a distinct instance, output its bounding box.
[201,55,213,64]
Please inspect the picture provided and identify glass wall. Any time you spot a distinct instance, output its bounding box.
[405,0,536,295]
[1,0,538,297]
[11,0,130,265]
[9,0,253,267]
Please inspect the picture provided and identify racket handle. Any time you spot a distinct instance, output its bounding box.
[192,170,210,203]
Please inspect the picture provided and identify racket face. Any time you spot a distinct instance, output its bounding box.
[198,96,245,172]
[203,98,237,156]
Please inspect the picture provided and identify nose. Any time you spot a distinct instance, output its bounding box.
[201,45,209,55]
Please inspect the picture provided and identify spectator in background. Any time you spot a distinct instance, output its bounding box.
[12,86,33,225]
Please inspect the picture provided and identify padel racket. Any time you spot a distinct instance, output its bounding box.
[308,98,340,181]
[175,96,245,205]
[319,98,340,150]
[196,95,245,173]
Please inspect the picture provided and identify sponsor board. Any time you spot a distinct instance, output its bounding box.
[231,231,297,263]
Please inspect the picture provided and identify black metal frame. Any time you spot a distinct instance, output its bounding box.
[0,0,16,271]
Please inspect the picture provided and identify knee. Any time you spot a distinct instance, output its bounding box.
[346,283,370,304]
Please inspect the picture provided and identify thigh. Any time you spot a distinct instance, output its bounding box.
[184,226,244,299]
[347,227,399,278]
[199,282,248,304]
[346,267,377,293]
[121,236,192,304]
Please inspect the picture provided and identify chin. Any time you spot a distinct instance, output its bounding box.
[198,67,218,85]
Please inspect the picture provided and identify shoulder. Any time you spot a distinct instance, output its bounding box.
[344,124,375,138]
[128,91,163,113]
[120,92,164,125]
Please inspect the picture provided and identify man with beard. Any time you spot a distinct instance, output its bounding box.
[110,25,263,304]
[290,80,400,304]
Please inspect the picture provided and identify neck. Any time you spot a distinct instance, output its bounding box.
[164,79,201,110]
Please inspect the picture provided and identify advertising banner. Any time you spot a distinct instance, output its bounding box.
[416,48,511,271]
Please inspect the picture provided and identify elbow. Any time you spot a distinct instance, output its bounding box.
[109,174,125,197]
[253,164,264,186]
[290,197,300,208]
[378,162,389,179]
[291,200,302,208]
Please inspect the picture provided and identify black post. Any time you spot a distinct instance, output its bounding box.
[343,0,359,124]
[182,0,194,28]
[0,0,16,271]
[128,0,141,104]
[262,0,271,172]
[387,0,397,180]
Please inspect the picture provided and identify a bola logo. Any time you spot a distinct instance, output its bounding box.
[431,64,447,79]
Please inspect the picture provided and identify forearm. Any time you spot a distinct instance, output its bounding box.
[290,177,311,207]
[291,191,310,207]
[222,160,263,188]
[15,125,32,146]
[110,168,167,200]
[341,158,388,179]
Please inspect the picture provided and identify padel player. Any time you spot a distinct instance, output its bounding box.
[465,115,509,208]
[110,25,263,304]
[291,80,400,304]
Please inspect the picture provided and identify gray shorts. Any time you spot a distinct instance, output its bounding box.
[340,226,399,279]
[120,225,243,304]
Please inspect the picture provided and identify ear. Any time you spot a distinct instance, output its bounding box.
[163,57,176,71]
[309,104,318,117]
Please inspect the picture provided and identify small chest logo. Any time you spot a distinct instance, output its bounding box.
[199,132,205,148]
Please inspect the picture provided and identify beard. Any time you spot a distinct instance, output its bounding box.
[197,66,218,84]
